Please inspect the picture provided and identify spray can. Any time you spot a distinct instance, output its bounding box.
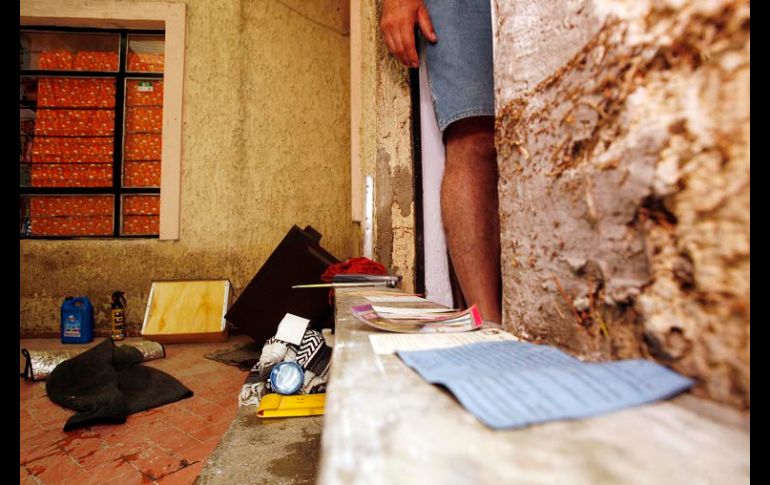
[111,291,127,341]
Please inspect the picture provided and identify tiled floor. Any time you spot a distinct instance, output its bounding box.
[20,336,251,484]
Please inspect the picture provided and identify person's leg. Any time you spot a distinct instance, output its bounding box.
[442,116,501,323]
[416,0,498,319]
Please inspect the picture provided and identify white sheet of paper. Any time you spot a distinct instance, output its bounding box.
[275,313,310,345]
[397,341,695,429]
[365,295,428,303]
[369,329,518,354]
[371,305,457,315]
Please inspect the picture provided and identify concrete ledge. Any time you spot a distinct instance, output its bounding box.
[317,288,750,485]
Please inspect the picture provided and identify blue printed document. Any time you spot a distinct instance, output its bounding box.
[397,341,694,429]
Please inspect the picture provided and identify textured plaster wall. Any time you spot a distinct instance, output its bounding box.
[357,0,416,293]
[494,0,749,408]
[20,0,355,335]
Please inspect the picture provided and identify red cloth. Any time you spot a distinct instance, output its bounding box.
[322,257,387,282]
[321,257,388,304]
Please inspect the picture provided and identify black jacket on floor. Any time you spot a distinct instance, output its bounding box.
[46,338,193,431]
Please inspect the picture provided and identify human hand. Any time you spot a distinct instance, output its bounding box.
[380,0,437,68]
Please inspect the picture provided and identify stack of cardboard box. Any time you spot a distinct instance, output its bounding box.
[26,51,163,236]
[37,77,116,108]
[124,79,163,189]
[29,195,113,236]
[123,195,160,235]
[39,50,119,71]
[28,63,116,235]
[127,51,164,72]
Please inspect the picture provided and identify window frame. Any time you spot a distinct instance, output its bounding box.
[20,26,164,239]
[21,0,186,240]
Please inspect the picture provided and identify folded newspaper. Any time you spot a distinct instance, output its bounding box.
[397,341,695,429]
[350,304,483,333]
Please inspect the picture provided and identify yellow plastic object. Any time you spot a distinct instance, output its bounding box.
[256,393,326,418]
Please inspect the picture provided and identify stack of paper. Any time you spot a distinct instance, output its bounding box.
[369,328,518,354]
[350,304,483,333]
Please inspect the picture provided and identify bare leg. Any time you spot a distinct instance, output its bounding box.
[442,116,501,323]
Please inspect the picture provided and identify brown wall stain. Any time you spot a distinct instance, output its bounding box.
[356,0,416,291]
[374,147,394,272]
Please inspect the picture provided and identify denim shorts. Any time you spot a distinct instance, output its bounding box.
[420,0,495,132]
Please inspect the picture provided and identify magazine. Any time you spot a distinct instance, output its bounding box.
[350,304,483,333]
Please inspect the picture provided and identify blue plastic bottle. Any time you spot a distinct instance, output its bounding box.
[60,297,94,344]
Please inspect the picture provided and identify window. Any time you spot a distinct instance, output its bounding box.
[20,28,165,238]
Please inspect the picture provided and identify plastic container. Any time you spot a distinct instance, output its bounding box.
[60,296,94,344]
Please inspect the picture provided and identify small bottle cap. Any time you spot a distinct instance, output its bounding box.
[269,361,304,395]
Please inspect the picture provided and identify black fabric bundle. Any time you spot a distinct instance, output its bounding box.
[46,338,193,431]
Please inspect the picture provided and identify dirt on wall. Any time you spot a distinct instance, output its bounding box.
[363,0,417,292]
[494,0,749,409]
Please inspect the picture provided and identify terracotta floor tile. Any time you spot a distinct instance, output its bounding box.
[162,410,209,432]
[212,395,240,410]
[20,337,249,484]
[23,394,58,410]
[158,403,189,417]
[20,419,47,441]
[100,467,152,485]
[172,439,219,465]
[122,418,168,439]
[20,381,49,401]
[122,441,188,480]
[164,399,195,412]
[79,445,137,470]
[82,432,154,469]
[20,442,64,466]
[188,400,229,423]
[60,436,109,466]
[52,428,101,449]
[125,410,166,429]
[25,450,85,485]
[21,414,40,434]
[21,428,66,452]
[78,458,145,485]
[146,423,199,454]
[194,384,242,404]
[173,364,221,379]
[33,405,72,420]
[188,418,233,443]
[156,461,203,485]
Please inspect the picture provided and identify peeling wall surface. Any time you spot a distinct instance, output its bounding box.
[359,0,416,293]
[21,0,355,335]
[493,0,749,409]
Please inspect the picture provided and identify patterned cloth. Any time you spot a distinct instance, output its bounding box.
[239,329,332,407]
